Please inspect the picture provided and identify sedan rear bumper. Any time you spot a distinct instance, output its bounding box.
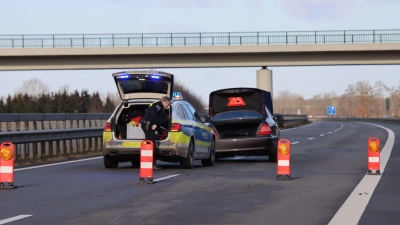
[215,136,277,156]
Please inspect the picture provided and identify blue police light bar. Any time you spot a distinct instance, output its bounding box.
[118,74,129,79]
[173,91,183,99]
[150,75,160,79]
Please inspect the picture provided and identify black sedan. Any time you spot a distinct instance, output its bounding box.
[207,87,280,162]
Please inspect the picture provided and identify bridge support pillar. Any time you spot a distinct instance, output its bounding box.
[257,67,273,98]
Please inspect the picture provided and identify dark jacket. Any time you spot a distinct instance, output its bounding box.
[143,101,167,128]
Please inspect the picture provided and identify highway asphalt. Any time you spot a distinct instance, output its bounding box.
[0,121,398,225]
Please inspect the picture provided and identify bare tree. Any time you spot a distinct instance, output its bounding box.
[106,91,121,107]
[16,78,49,100]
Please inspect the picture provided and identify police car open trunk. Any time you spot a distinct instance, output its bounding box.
[209,88,273,138]
[114,102,170,140]
[111,70,173,140]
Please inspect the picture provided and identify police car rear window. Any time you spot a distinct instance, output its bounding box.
[119,79,169,94]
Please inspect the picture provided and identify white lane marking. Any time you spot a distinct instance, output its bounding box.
[0,215,32,224]
[334,130,338,132]
[328,123,395,225]
[308,137,314,140]
[320,134,325,136]
[14,156,102,171]
[291,142,299,145]
[281,122,316,131]
[153,174,180,182]
[328,132,332,134]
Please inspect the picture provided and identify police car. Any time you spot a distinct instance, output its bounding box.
[102,70,215,169]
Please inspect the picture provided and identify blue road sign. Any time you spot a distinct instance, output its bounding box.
[327,106,336,115]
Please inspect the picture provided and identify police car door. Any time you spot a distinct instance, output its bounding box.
[185,103,209,158]
[180,104,202,158]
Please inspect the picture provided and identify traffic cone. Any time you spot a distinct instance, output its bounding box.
[139,140,154,184]
[0,142,18,189]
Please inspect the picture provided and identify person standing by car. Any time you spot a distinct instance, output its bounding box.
[141,96,171,170]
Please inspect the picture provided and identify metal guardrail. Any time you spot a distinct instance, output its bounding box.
[274,114,309,128]
[0,113,111,161]
[1,29,399,48]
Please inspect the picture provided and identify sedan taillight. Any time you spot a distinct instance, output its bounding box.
[257,123,272,135]
[210,126,219,138]
[104,123,111,132]
[171,123,182,132]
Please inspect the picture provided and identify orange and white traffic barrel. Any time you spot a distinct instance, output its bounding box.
[367,137,381,175]
[139,140,154,184]
[277,139,291,180]
[0,142,17,189]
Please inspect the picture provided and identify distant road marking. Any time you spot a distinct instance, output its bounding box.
[320,134,325,136]
[328,123,395,225]
[291,142,299,145]
[334,130,338,132]
[153,174,180,182]
[328,132,332,134]
[15,157,102,171]
[308,137,314,140]
[0,215,32,224]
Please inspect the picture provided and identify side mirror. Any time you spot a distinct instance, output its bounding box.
[273,116,278,122]
[204,115,211,123]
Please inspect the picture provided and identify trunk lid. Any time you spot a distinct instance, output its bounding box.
[209,87,273,117]
[112,70,174,100]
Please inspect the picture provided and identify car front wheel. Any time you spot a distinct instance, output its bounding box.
[202,138,215,166]
[180,140,194,169]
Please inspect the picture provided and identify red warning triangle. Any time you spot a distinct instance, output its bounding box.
[227,97,246,107]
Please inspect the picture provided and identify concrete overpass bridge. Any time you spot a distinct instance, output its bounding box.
[1,29,400,95]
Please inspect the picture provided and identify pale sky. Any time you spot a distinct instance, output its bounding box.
[1,0,400,103]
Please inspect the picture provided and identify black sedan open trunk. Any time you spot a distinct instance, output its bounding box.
[212,121,262,138]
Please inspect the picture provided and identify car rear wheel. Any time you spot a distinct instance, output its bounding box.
[180,140,194,169]
[202,138,215,166]
[104,155,119,168]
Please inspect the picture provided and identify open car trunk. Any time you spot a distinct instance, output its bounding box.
[209,87,273,116]
[212,120,262,138]
[209,88,272,138]
[113,102,171,140]
[211,111,265,138]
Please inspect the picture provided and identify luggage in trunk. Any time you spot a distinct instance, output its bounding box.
[114,103,170,140]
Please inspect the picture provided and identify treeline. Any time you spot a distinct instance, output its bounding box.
[174,81,206,113]
[0,78,208,114]
[0,89,116,113]
[273,80,400,118]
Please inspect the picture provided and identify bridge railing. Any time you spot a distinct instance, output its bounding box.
[1,29,400,48]
[0,113,110,161]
